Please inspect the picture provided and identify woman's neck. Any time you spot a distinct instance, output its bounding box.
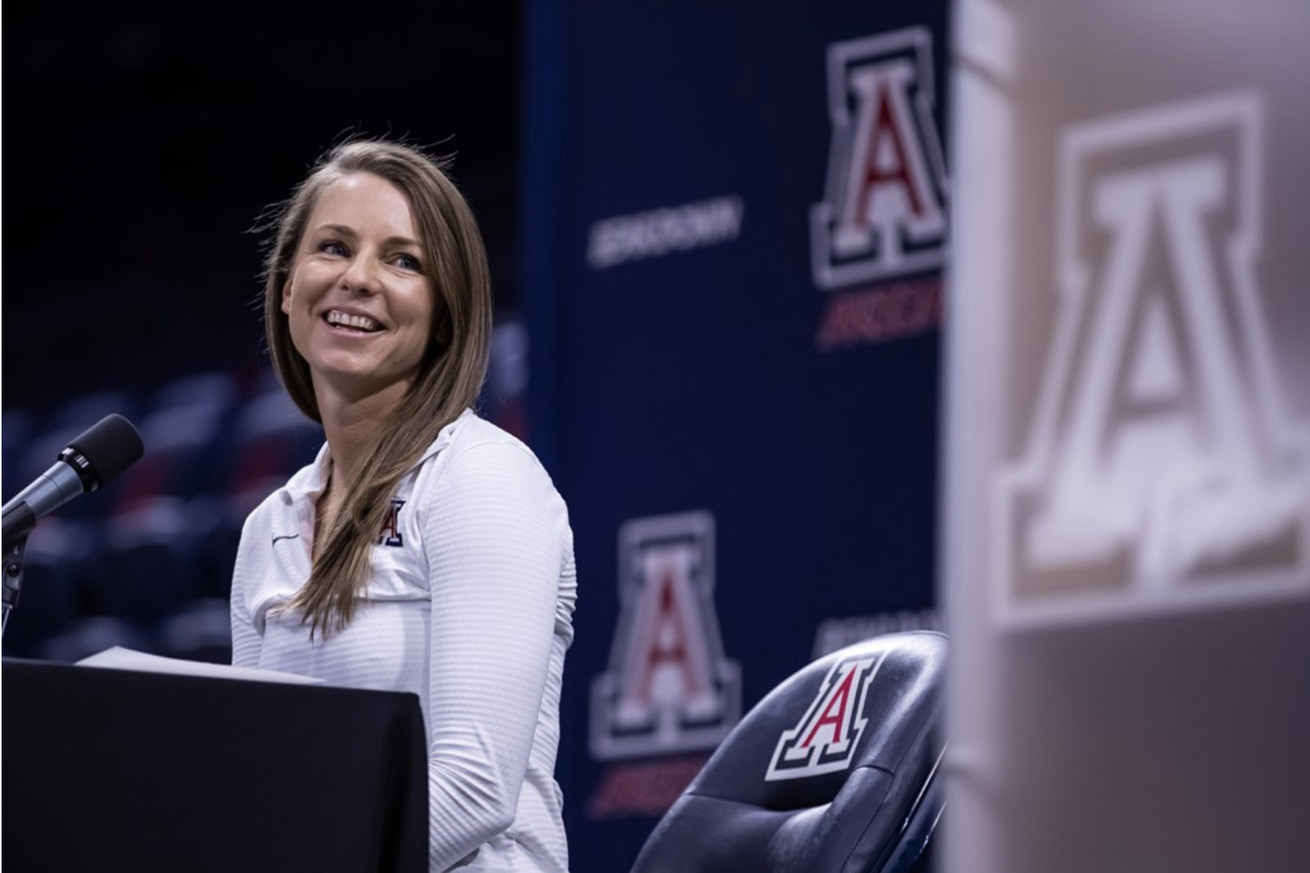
[315,381,407,492]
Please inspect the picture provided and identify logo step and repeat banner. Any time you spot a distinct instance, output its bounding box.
[522,2,949,871]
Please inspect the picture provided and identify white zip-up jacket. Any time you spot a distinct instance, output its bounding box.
[230,410,576,872]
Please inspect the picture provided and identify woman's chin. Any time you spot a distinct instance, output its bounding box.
[309,368,416,411]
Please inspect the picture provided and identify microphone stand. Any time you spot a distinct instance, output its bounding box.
[2,504,36,637]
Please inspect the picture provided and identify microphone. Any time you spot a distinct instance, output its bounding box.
[2,413,145,546]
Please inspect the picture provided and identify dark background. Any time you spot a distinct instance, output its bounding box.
[3,3,522,417]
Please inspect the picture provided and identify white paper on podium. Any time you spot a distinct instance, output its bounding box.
[76,646,324,685]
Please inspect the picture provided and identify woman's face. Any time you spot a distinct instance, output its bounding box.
[282,172,435,409]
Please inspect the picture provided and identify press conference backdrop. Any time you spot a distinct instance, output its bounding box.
[521,2,950,871]
[944,2,1310,871]
[2,4,945,871]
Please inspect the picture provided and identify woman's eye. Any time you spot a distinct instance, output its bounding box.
[319,240,348,256]
[395,253,422,271]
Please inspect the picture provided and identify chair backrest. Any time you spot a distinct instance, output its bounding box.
[630,631,947,873]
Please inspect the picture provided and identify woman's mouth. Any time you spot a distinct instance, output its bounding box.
[324,309,382,333]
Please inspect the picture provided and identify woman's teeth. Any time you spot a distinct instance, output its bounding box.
[325,311,380,331]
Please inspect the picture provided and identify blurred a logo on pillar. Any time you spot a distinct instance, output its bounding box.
[997,91,1310,624]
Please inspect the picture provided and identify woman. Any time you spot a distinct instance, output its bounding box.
[230,139,577,873]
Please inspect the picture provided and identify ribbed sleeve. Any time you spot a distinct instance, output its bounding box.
[229,513,266,668]
[422,438,572,871]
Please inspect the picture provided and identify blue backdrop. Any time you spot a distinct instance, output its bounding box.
[521,2,951,870]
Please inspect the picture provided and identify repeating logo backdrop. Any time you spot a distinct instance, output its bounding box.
[521,3,950,870]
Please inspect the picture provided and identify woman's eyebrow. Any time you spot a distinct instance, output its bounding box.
[312,223,419,249]
[312,222,358,237]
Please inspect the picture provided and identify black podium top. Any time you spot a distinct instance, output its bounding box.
[2,658,429,873]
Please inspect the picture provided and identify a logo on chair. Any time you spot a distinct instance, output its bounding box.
[765,654,883,781]
[590,511,742,760]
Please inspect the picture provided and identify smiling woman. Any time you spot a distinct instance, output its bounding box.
[231,140,577,873]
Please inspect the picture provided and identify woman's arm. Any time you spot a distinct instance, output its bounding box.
[421,439,569,870]
[229,515,265,668]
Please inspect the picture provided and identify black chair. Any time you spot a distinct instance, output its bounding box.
[630,631,946,873]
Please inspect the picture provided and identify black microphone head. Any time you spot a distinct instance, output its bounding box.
[59,413,145,492]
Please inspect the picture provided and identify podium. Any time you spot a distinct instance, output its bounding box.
[2,658,429,872]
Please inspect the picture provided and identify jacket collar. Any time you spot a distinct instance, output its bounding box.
[275,408,473,506]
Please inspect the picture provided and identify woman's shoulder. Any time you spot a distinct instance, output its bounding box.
[434,410,543,467]
[413,411,560,500]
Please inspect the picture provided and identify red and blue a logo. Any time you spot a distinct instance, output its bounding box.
[590,511,741,760]
[377,499,405,547]
[765,654,884,781]
[811,27,948,290]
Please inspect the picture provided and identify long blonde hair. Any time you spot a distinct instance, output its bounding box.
[261,139,492,635]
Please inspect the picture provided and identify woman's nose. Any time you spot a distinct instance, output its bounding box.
[340,253,381,294]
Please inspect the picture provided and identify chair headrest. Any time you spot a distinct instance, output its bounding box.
[686,630,947,811]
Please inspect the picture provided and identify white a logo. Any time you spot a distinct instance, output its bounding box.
[590,511,741,759]
[811,27,948,289]
[765,655,883,781]
[998,91,1310,622]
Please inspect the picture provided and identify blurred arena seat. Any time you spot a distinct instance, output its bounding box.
[1,407,36,500]
[112,370,241,511]
[92,498,204,623]
[218,382,325,512]
[51,389,141,436]
[629,632,946,873]
[193,381,325,598]
[157,597,233,664]
[38,615,158,664]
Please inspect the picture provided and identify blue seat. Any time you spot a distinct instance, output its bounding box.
[215,385,324,510]
[157,597,233,665]
[189,495,247,599]
[188,383,322,598]
[106,371,239,512]
[38,615,158,664]
[2,517,106,649]
[1,407,38,500]
[91,500,202,623]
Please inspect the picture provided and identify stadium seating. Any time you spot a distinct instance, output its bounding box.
[1,371,314,662]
